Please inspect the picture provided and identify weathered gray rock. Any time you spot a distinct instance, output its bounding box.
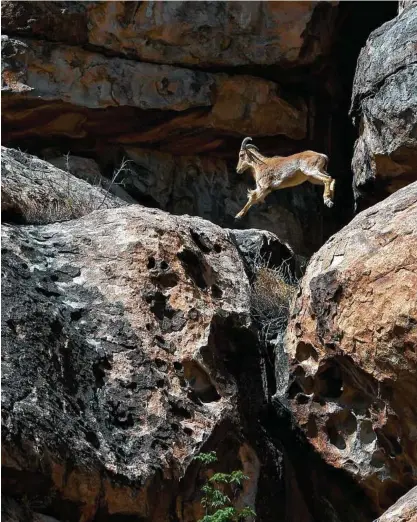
[47,155,136,205]
[350,5,417,209]
[1,204,258,521]
[374,486,417,522]
[2,201,376,522]
[1,147,128,224]
[286,181,417,514]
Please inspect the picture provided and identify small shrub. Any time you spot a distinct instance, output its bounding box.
[23,154,130,225]
[194,451,256,522]
[249,249,299,340]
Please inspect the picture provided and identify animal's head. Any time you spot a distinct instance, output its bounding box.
[236,137,260,174]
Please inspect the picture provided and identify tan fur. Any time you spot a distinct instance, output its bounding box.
[235,138,336,219]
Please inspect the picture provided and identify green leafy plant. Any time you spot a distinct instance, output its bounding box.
[194,451,256,522]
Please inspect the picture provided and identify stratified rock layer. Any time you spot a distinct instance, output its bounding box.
[1,1,338,68]
[286,182,417,514]
[350,5,417,209]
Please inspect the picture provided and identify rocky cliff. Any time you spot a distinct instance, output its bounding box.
[2,2,417,522]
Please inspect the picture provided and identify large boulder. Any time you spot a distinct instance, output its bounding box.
[286,182,417,514]
[1,203,265,521]
[1,1,338,68]
[373,486,417,522]
[2,199,376,522]
[350,5,417,209]
[1,147,128,224]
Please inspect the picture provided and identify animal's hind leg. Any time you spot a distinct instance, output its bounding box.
[304,168,334,208]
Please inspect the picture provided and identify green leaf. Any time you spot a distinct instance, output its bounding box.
[229,471,249,485]
[209,472,232,484]
[194,451,218,464]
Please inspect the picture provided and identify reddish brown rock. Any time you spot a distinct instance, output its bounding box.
[1,36,306,146]
[286,182,417,514]
[2,1,338,68]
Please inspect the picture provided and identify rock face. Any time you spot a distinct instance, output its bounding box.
[0,0,349,258]
[1,203,263,521]
[1,147,128,224]
[2,192,377,522]
[350,4,417,209]
[1,34,306,148]
[374,486,417,522]
[286,182,417,514]
[1,1,338,68]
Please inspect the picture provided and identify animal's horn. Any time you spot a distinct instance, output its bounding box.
[246,144,259,151]
[241,137,253,149]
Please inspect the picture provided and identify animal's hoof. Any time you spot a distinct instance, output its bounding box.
[324,198,334,208]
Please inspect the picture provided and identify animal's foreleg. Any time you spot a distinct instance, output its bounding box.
[235,189,259,219]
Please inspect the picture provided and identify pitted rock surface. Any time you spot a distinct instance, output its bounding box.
[286,182,417,514]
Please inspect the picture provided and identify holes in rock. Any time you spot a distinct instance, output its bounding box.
[288,380,303,399]
[154,358,168,371]
[147,291,169,319]
[359,420,376,445]
[296,393,310,405]
[290,366,314,396]
[211,284,223,299]
[145,291,185,332]
[326,410,357,451]
[169,400,192,419]
[160,260,169,270]
[173,361,183,371]
[190,230,212,253]
[70,309,83,321]
[296,342,318,362]
[147,257,156,269]
[306,416,318,438]
[6,319,16,334]
[115,412,134,429]
[156,378,165,388]
[183,360,220,403]
[93,357,111,388]
[85,431,100,449]
[188,308,199,320]
[171,423,179,432]
[124,381,137,390]
[213,244,222,253]
[316,363,343,399]
[370,450,386,469]
[183,427,193,436]
[327,424,346,450]
[177,248,207,289]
